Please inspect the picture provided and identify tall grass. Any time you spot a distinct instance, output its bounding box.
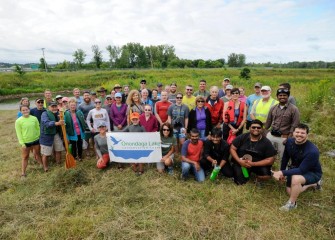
[0,109,334,239]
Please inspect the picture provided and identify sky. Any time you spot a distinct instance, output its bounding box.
[0,0,334,64]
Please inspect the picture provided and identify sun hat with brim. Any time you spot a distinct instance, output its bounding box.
[261,86,271,91]
[55,95,63,100]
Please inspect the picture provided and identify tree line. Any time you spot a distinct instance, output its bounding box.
[40,43,246,70]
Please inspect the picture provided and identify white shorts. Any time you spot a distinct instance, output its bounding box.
[41,133,65,156]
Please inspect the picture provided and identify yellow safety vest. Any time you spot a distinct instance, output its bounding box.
[252,98,278,123]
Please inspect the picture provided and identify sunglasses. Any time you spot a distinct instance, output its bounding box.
[163,129,170,131]
[95,101,102,104]
[197,100,205,103]
[186,89,193,91]
[37,101,44,104]
[106,98,112,100]
[176,97,183,99]
[144,109,151,111]
[251,126,262,129]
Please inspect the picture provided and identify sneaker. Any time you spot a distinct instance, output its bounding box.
[279,201,297,211]
[315,179,322,191]
[167,167,174,175]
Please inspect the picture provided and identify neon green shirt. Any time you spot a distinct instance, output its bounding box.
[182,96,196,110]
[15,115,40,146]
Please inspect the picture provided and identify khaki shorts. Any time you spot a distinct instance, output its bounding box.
[156,154,174,170]
[41,133,65,156]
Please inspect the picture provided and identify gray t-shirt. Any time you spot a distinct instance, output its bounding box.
[122,124,146,132]
[78,101,95,120]
[167,103,189,128]
[94,134,108,158]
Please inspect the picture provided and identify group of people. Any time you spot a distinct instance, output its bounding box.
[14,78,322,211]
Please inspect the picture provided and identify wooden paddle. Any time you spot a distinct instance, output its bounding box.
[59,110,76,169]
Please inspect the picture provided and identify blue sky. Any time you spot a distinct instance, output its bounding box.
[0,0,334,64]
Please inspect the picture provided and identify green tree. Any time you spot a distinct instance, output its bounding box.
[228,53,246,67]
[39,58,47,71]
[240,67,251,80]
[106,45,121,68]
[91,45,103,69]
[14,64,25,76]
[73,49,86,68]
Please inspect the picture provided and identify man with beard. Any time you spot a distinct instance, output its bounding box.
[168,82,178,104]
[230,119,276,185]
[40,101,65,170]
[250,86,278,125]
[265,88,300,161]
[182,85,196,110]
[200,128,233,179]
[181,128,205,182]
[272,124,322,211]
[205,86,224,129]
[78,90,95,120]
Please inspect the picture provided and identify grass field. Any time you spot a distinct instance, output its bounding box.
[1,69,335,239]
[1,110,334,239]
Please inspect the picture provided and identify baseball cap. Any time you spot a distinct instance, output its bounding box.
[48,101,58,106]
[157,83,163,87]
[130,112,140,120]
[224,78,230,82]
[226,85,233,90]
[97,122,107,128]
[62,97,69,102]
[55,95,63,100]
[261,86,271,91]
[115,92,122,98]
[35,98,43,102]
[254,82,262,88]
[105,95,112,99]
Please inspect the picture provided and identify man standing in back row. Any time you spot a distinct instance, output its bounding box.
[265,88,300,161]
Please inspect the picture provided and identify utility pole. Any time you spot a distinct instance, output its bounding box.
[41,48,47,72]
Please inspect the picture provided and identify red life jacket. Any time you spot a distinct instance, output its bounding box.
[224,100,245,125]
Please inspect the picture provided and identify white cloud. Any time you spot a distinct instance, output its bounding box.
[0,0,334,63]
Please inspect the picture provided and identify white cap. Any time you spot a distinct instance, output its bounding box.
[261,86,271,91]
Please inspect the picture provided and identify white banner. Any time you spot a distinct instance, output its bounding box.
[107,132,162,163]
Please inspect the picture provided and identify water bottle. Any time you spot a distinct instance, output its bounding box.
[69,144,73,154]
[210,165,221,181]
[241,167,249,178]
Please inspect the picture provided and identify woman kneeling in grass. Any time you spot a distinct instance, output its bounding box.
[15,105,42,177]
[157,123,175,175]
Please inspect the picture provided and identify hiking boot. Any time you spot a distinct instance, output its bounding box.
[315,179,322,191]
[279,201,297,211]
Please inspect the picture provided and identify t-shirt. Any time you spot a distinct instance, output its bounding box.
[203,139,229,163]
[86,108,111,132]
[94,134,108,158]
[232,133,276,162]
[181,139,203,162]
[30,107,46,123]
[161,136,177,156]
[167,104,189,127]
[78,101,95,120]
[122,124,146,132]
[15,115,40,146]
[182,96,196,110]
[246,94,262,121]
[155,101,172,123]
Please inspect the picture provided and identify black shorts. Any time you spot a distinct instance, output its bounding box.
[25,139,40,148]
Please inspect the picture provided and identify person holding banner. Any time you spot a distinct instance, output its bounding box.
[123,112,146,175]
[181,128,205,182]
[157,123,176,174]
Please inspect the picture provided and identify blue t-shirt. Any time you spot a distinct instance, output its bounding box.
[246,94,262,121]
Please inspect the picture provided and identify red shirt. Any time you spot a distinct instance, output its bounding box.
[139,113,159,132]
[155,101,172,123]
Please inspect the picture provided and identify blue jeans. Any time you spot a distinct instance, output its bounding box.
[199,129,206,141]
[181,161,205,182]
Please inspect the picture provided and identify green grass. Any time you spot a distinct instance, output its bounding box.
[0,110,334,239]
